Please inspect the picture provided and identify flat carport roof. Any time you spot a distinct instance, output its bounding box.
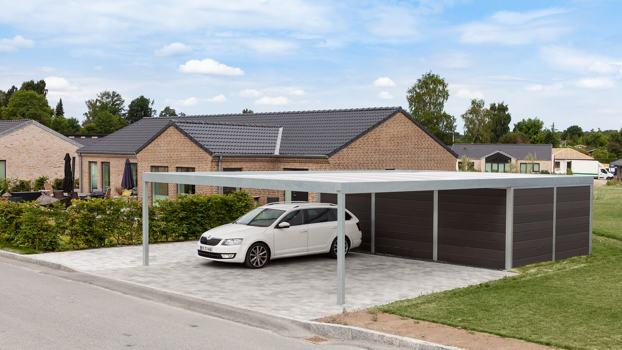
[141,170,594,305]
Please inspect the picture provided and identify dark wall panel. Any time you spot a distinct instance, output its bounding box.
[556,186,590,260]
[375,192,433,259]
[438,189,506,269]
[513,188,553,267]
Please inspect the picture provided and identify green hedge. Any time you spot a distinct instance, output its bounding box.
[0,191,255,252]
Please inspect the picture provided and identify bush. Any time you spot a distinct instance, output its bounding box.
[33,176,49,191]
[52,178,64,190]
[10,179,32,192]
[0,191,255,252]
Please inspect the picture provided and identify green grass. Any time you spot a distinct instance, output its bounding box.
[0,241,39,254]
[378,185,622,350]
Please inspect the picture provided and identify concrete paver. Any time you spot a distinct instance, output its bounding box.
[31,242,512,320]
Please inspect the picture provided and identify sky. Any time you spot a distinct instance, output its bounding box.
[1,0,621,132]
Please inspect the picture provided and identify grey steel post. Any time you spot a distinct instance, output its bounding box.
[285,190,292,202]
[370,193,376,254]
[317,192,322,203]
[337,191,346,305]
[505,187,514,270]
[589,183,593,254]
[433,190,438,261]
[142,179,149,266]
[552,187,557,261]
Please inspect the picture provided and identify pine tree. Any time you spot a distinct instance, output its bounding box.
[55,99,64,117]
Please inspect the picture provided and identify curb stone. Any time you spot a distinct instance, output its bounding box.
[0,250,462,350]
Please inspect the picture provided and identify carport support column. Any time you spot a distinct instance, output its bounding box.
[505,187,514,270]
[142,179,149,266]
[589,183,593,254]
[370,193,376,255]
[285,190,292,203]
[433,190,438,261]
[337,190,346,305]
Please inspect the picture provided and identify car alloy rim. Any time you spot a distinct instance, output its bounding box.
[250,245,268,267]
[333,240,349,255]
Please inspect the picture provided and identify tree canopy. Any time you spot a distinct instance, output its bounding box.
[158,106,178,117]
[513,118,544,141]
[406,72,456,145]
[20,80,47,96]
[0,90,53,126]
[84,91,125,122]
[55,99,64,117]
[126,95,155,123]
[488,102,511,143]
[461,99,490,143]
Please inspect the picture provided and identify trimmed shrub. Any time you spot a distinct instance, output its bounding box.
[10,179,32,192]
[33,176,49,191]
[16,203,60,251]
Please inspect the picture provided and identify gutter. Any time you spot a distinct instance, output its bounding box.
[211,153,328,159]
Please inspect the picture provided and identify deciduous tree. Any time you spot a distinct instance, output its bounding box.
[84,91,125,122]
[125,96,155,123]
[158,106,178,117]
[488,102,511,143]
[20,80,47,96]
[461,99,490,143]
[1,90,53,126]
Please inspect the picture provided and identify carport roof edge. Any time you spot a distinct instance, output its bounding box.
[142,170,593,194]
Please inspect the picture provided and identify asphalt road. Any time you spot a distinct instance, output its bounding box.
[0,258,383,350]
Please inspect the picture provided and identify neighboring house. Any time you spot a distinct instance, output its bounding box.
[451,144,553,173]
[65,134,107,147]
[609,158,622,179]
[0,120,90,181]
[552,148,594,174]
[77,107,458,203]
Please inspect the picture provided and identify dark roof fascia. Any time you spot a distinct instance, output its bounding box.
[326,107,458,158]
[77,150,137,155]
[213,153,328,158]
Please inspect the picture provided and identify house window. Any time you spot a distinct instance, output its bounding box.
[89,161,98,192]
[223,167,242,194]
[0,160,5,179]
[176,167,195,195]
[485,162,510,173]
[520,163,540,173]
[130,163,138,188]
[101,162,110,190]
[151,166,169,201]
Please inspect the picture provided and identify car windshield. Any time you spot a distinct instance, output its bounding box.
[234,208,285,227]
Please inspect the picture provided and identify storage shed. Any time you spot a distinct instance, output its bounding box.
[140,170,594,304]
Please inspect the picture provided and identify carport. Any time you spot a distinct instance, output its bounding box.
[141,170,594,305]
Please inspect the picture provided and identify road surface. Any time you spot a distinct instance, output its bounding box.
[0,257,386,350]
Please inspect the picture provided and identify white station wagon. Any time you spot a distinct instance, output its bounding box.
[197,202,363,268]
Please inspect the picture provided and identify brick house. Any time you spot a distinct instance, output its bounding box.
[0,119,86,181]
[451,144,553,173]
[77,107,457,203]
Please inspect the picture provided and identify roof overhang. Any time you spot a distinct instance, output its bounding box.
[142,170,593,195]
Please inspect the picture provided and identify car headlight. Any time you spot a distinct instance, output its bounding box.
[222,238,243,246]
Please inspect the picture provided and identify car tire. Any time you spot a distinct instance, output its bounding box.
[329,237,350,259]
[244,242,270,268]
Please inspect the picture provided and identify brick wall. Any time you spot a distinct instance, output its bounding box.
[0,123,81,181]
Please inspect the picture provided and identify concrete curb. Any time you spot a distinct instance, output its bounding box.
[1,250,461,350]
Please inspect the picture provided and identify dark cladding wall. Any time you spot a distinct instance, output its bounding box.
[513,188,554,266]
[438,189,506,269]
[321,192,433,257]
[556,186,591,260]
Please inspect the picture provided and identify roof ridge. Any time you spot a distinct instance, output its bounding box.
[173,119,281,129]
[176,106,401,119]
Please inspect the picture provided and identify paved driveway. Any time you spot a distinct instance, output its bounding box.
[32,242,512,320]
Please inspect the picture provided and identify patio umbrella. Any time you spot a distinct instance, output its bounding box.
[121,158,135,190]
[61,153,73,194]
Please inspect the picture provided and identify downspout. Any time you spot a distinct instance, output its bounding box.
[217,155,223,195]
[79,154,83,193]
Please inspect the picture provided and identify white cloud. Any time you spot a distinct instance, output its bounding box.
[576,78,614,89]
[45,76,76,91]
[181,97,198,106]
[374,77,396,87]
[378,91,393,99]
[207,94,227,102]
[179,58,244,76]
[540,46,622,75]
[255,96,288,105]
[365,5,419,41]
[0,35,34,53]
[287,88,305,96]
[452,85,484,99]
[459,8,569,45]
[239,89,262,98]
[525,84,544,91]
[240,38,298,54]
[155,42,192,56]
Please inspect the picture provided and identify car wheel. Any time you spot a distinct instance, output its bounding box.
[245,243,270,268]
[329,237,350,258]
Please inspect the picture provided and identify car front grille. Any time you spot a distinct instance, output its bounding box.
[200,236,221,246]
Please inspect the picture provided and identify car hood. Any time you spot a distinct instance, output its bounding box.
[201,223,267,239]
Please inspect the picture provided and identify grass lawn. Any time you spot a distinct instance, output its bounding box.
[378,184,622,350]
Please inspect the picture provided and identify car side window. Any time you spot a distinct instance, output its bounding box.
[304,208,330,224]
[280,210,303,226]
[327,209,352,221]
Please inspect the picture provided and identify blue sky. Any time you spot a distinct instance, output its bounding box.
[1,0,621,131]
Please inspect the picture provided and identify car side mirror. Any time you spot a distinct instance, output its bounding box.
[277,222,290,229]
